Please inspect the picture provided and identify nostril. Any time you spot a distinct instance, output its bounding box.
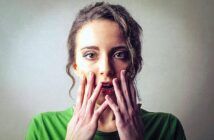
[100,71,115,77]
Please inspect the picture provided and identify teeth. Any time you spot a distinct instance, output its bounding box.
[103,83,111,85]
[102,84,113,88]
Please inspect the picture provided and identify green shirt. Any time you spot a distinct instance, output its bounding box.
[25,108,186,140]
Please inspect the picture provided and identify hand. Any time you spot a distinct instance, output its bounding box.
[65,72,108,140]
[105,70,144,140]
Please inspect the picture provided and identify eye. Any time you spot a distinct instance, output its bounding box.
[82,51,97,60]
[113,51,129,60]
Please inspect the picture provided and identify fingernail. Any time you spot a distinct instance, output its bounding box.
[105,95,110,100]
[122,70,126,78]
[114,78,118,82]
[122,69,126,74]
[113,78,118,85]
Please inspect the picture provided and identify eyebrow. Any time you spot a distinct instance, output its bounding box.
[111,46,127,52]
[80,46,99,51]
[80,45,127,51]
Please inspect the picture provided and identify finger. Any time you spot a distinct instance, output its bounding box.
[105,95,122,122]
[130,80,138,111]
[67,113,79,133]
[113,78,127,114]
[120,70,133,110]
[91,100,108,123]
[75,75,86,112]
[85,82,102,117]
[82,72,95,110]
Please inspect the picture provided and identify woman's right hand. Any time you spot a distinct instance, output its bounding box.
[65,72,108,140]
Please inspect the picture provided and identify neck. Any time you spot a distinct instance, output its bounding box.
[96,104,117,132]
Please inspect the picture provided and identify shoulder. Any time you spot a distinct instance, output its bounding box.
[141,109,180,124]
[29,108,73,126]
[31,107,74,128]
[35,108,73,121]
[25,108,74,140]
[140,109,186,140]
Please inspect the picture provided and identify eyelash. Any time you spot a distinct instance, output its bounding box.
[82,51,97,60]
[113,51,129,59]
[82,50,129,60]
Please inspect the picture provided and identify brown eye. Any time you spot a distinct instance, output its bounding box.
[83,51,97,60]
[113,51,129,60]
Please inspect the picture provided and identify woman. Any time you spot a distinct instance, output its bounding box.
[26,2,186,140]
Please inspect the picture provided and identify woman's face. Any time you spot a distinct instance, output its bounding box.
[73,19,130,103]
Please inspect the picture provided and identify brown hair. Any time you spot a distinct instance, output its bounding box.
[66,2,143,93]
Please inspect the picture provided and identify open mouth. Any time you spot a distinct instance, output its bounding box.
[101,83,114,94]
[102,84,113,89]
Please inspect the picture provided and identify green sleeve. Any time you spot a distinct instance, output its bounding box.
[25,110,69,140]
[169,114,186,140]
[25,114,41,140]
[25,114,49,140]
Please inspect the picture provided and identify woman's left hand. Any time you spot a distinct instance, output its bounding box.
[105,70,144,140]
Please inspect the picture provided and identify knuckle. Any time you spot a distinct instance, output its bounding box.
[124,89,128,95]
[114,106,120,113]
[78,114,83,120]
[86,92,90,99]
[78,111,85,120]
[87,99,94,106]
[129,108,134,114]
[123,115,130,122]
[129,109,136,117]
[118,96,124,103]
[117,119,125,128]
[93,111,99,118]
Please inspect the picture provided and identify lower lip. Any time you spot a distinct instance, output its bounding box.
[101,88,114,94]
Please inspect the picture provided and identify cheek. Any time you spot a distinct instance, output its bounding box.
[76,59,98,76]
[114,62,129,77]
[82,67,97,76]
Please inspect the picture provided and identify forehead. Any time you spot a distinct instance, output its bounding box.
[76,19,126,50]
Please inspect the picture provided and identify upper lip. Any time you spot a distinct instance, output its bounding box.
[101,81,112,85]
[101,82,113,88]
[95,81,113,87]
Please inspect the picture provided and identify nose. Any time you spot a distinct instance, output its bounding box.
[99,55,114,77]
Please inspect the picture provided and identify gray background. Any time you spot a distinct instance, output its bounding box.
[0,0,213,139]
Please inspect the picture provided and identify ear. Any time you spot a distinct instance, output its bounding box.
[72,63,80,76]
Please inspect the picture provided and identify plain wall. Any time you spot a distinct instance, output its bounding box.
[0,0,213,139]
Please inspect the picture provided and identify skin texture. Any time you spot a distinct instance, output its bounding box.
[65,20,144,140]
